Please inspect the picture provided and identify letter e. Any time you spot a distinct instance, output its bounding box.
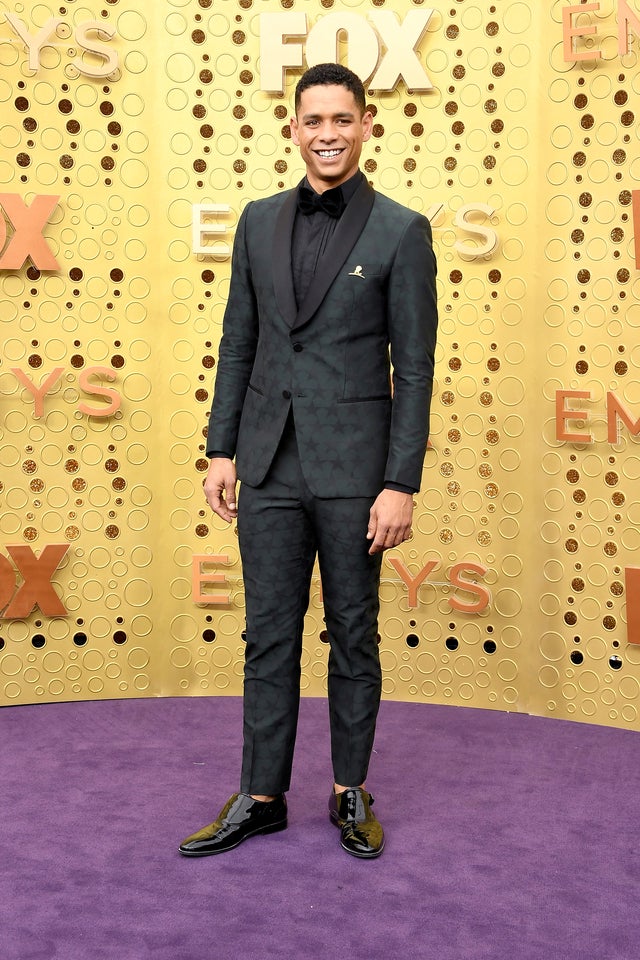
[192,555,231,605]
[555,390,592,443]
[562,3,602,62]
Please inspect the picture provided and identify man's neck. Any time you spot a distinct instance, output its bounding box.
[303,169,363,199]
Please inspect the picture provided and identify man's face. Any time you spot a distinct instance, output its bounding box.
[290,84,373,194]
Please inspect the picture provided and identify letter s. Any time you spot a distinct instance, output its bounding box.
[449,562,490,614]
[453,203,498,259]
[74,21,118,78]
[78,366,121,417]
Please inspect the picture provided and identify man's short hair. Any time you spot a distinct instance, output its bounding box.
[294,63,367,116]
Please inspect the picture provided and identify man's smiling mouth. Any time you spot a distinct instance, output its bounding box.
[315,149,344,158]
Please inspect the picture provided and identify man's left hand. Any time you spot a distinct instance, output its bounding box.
[366,489,414,555]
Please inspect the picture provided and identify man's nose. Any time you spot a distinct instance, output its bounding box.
[319,123,338,141]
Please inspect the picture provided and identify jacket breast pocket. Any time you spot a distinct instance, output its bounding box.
[346,262,385,282]
[346,264,387,315]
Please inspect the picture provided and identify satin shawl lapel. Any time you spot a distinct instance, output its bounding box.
[271,188,298,326]
[292,178,376,333]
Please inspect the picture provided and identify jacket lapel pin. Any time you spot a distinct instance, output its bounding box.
[348,265,365,278]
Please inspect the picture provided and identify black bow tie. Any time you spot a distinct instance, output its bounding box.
[298,185,345,219]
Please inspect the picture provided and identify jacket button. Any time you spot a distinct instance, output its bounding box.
[282,390,291,399]
[293,342,303,352]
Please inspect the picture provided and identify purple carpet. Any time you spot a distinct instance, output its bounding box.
[2,696,639,960]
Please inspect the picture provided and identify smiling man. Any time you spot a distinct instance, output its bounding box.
[179,63,438,860]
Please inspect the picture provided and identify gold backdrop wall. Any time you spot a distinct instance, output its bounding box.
[1,0,639,729]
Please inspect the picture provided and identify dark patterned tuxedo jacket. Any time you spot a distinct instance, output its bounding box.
[207,177,438,497]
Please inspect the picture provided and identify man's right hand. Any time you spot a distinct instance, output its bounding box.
[203,457,238,523]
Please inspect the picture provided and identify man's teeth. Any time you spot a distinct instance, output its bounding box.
[318,149,342,158]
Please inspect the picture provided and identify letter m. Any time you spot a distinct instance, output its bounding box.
[607,392,640,443]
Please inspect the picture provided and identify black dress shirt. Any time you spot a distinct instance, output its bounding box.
[291,171,363,306]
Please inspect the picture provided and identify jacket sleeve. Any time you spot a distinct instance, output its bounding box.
[384,213,438,491]
[206,204,259,458]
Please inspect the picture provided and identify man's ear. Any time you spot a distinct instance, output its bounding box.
[362,110,374,143]
[290,116,300,146]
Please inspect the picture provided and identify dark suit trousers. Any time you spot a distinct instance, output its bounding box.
[237,416,383,794]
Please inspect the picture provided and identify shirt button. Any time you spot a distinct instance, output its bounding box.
[282,390,291,399]
[293,342,303,352]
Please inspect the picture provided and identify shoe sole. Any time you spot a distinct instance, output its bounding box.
[179,819,288,857]
[339,838,385,859]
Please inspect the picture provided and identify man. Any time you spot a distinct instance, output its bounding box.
[180,63,438,860]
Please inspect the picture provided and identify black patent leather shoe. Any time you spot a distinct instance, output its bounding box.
[328,787,385,859]
[179,793,287,857]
